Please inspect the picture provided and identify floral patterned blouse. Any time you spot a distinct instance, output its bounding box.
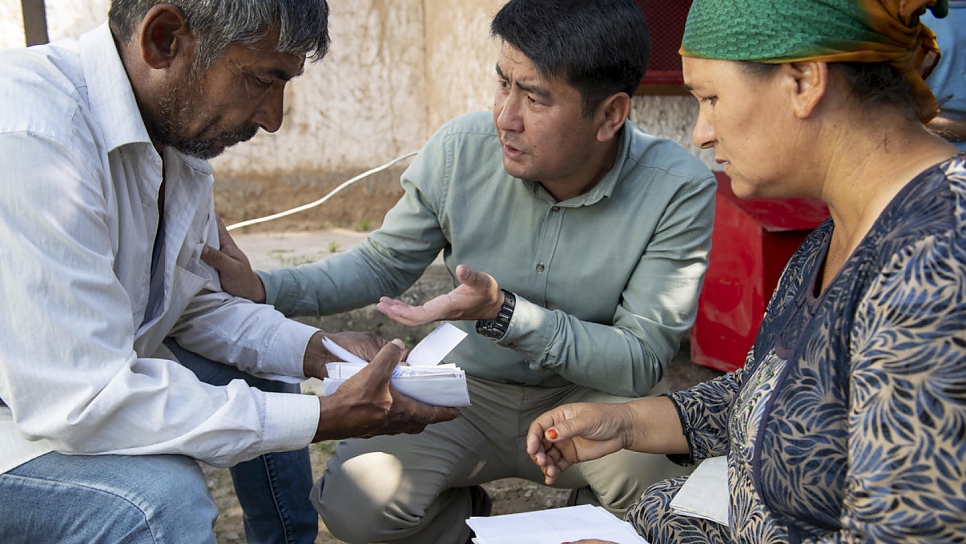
[667,155,966,543]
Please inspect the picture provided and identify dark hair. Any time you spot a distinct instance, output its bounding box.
[109,0,330,70]
[740,60,919,119]
[833,62,919,119]
[491,0,650,116]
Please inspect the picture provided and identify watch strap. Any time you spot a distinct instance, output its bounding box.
[475,290,516,340]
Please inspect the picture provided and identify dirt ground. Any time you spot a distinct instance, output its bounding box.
[202,445,571,543]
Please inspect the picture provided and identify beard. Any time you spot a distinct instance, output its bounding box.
[147,70,259,160]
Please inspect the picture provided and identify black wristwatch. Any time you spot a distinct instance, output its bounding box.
[475,290,516,340]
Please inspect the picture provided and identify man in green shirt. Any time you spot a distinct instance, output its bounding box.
[205,0,716,541]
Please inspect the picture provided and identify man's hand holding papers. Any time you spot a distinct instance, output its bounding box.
[322,323,472,407]
[312,339,461,441]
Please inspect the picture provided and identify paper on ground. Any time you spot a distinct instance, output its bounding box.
[321,323,470,407]
[669,455,729,526]
[466,504,648,544]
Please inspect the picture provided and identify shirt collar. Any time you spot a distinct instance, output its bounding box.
[584,124,630,202]
[78,23,153,154]
[524,124,631,207]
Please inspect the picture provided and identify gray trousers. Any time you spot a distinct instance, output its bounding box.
[312,376,692,544]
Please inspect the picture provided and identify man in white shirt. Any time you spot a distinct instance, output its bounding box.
[0,2,459,543]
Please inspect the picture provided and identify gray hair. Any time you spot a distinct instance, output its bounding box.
[109,0,330,69]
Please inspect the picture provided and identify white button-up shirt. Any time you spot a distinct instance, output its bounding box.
[0,23,320,473]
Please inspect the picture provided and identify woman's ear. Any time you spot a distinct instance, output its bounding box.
[783,61,829,119]
[139,4,195,70]
[595,92,631,142]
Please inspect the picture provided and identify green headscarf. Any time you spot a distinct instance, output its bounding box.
[680,0,949,120]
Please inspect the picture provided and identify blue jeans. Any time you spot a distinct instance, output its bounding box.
[166,339,318,544]
[0,341,318,544]
[0,452,218,543]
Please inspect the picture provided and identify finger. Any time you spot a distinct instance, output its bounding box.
[528,412,565,444]
[541,417,586,443]
[218,241,249,262]
[542,466,559,486]
[399,345,413,362]
[526,423,548,455]
[201,244,233,270]
[378,301,434,327]
[389,386,461,424]
[416,405,461,427]
[215,215,237,251]
[376,298,413,315]
[364,339,405,383]
[385,390,461,434]
[455,264,492,290]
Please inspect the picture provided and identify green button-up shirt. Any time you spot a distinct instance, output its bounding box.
[260,111,716,396]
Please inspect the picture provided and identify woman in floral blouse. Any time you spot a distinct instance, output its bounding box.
[526,0,966,542]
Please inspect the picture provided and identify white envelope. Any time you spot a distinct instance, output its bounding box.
[320,323,471,407]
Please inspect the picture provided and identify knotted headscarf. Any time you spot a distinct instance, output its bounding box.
[680,0,949,120]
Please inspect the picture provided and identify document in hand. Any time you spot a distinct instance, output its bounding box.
[320,323,471,407]
[466,504,649,544]
[669,455,729,526]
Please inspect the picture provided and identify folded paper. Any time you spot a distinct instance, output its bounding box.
[321,323,471,407]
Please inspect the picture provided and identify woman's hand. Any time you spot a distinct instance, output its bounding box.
[526,402,635,485]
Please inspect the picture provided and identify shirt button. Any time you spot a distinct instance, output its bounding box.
[551,206,560,212]
[536,264,545,272]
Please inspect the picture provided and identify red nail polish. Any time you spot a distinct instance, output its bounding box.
[547,429,558,440]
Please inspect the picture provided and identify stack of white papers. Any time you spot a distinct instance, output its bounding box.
[321,323,471,407]
[669,455,729,526]
[466,505,649,544]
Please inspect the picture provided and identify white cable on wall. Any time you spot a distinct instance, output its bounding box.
[226,150,419,231]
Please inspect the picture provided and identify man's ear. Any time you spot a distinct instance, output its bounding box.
[783,61,828,119]
[595,92,631,142]
[139,4,195,70]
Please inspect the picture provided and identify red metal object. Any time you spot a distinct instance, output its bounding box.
[689,172,830,372]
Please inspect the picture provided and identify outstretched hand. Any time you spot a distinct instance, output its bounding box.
[201,216,266,303]
[313,340,460,441]
[526,403,633,486]
[376,264,503,326]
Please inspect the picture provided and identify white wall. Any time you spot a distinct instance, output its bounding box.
[0,0,26,47]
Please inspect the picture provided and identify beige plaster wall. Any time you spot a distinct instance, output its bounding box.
[632,96,715,167]
[422,0,505,133]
